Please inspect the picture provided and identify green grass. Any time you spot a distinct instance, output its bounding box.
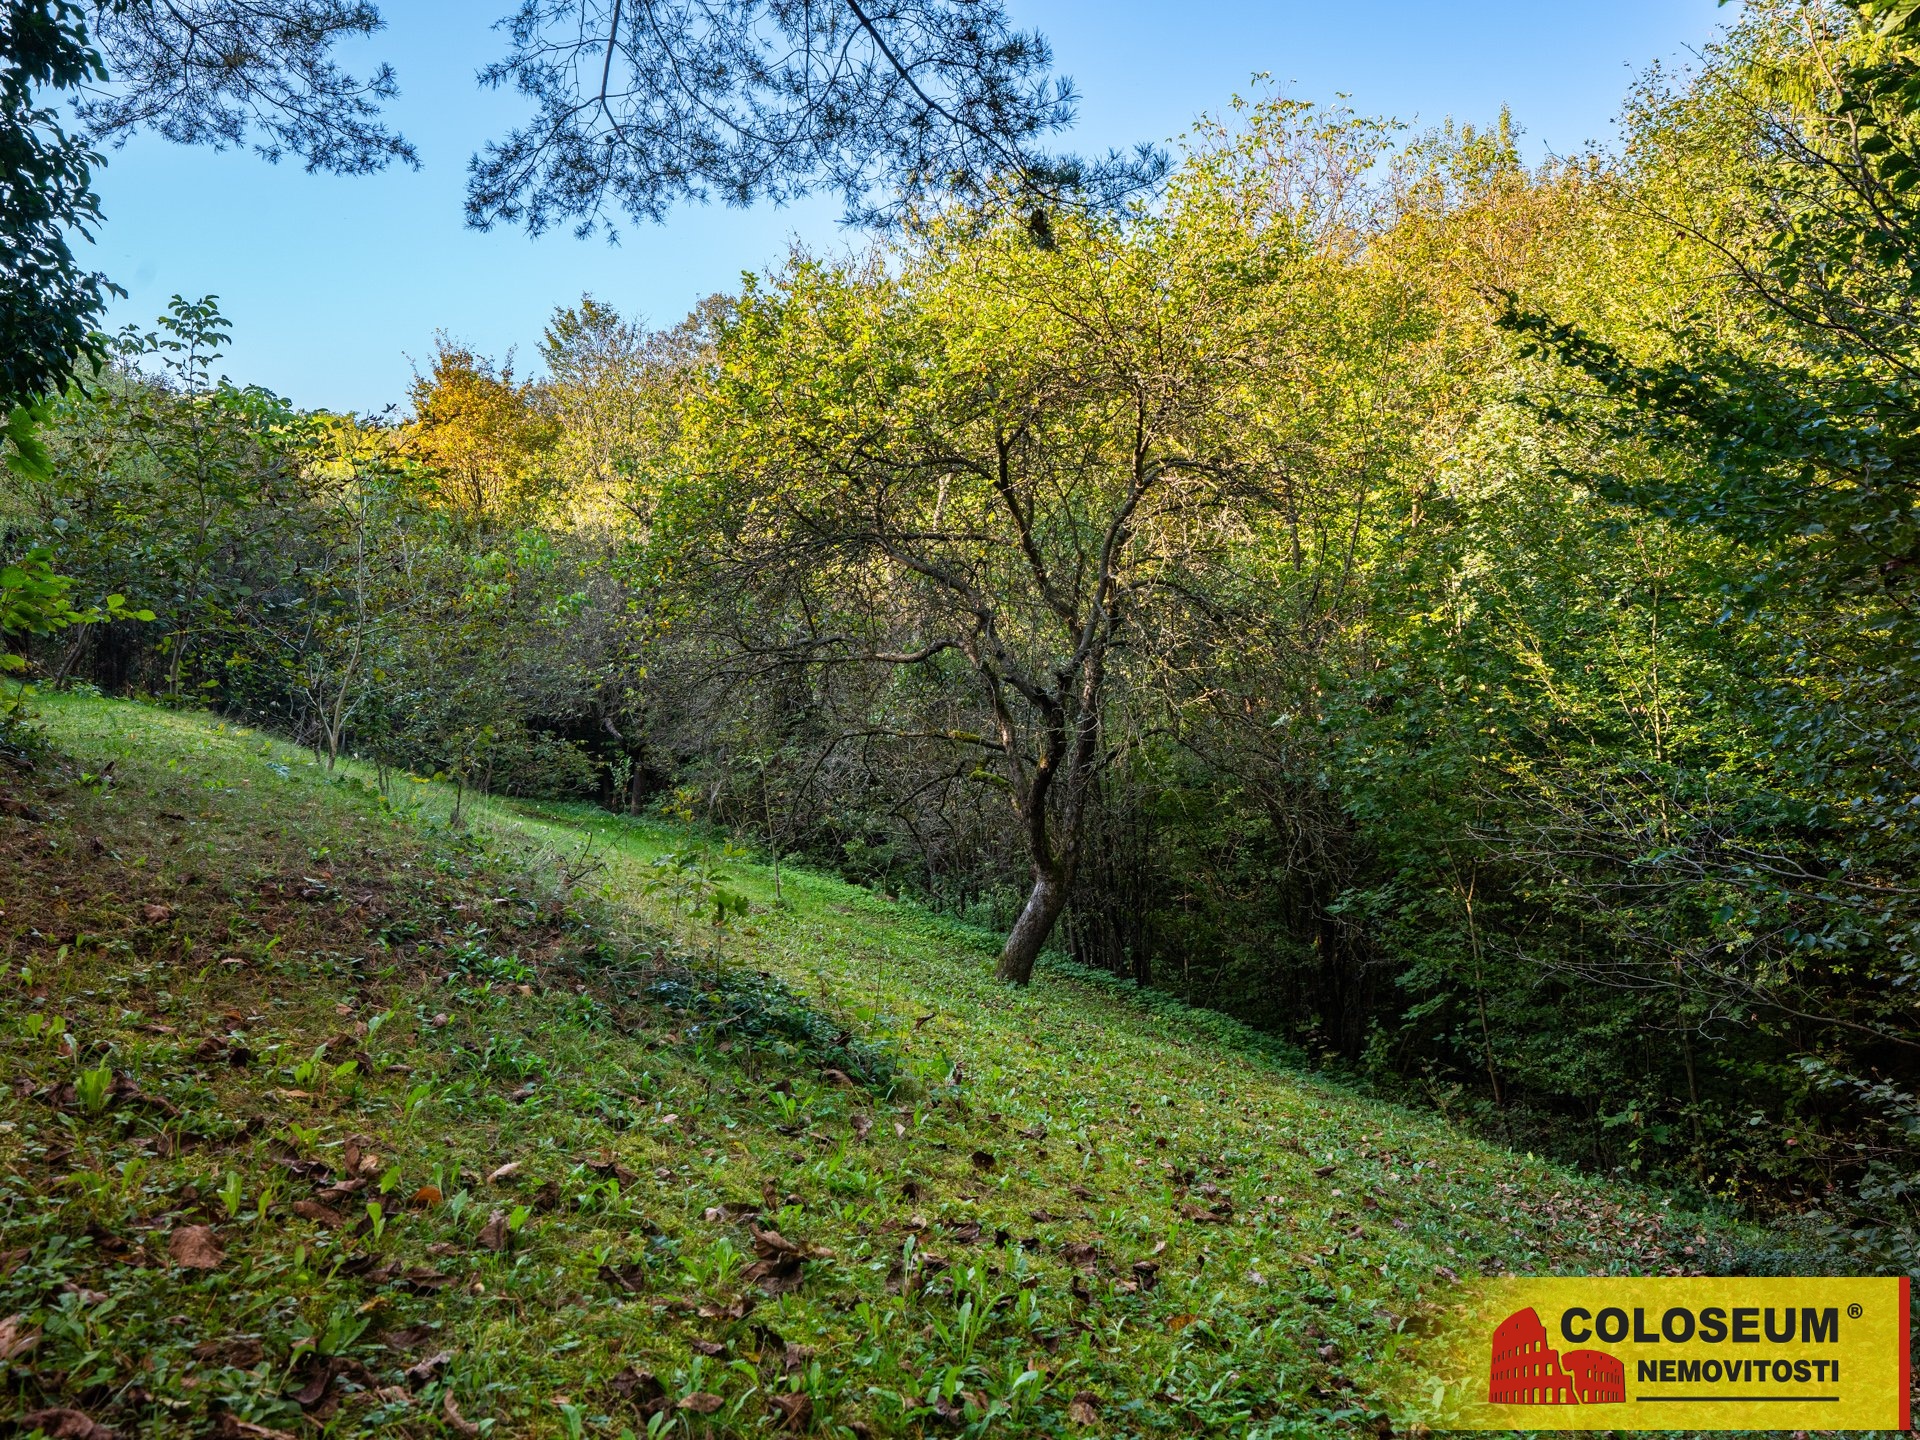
[0,694,1783,1439]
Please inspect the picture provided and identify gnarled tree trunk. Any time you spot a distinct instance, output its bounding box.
[996,866,1071,984]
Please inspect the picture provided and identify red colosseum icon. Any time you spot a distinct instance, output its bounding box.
[1488,1307,1624,1405]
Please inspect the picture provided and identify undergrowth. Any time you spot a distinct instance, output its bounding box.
[0,696,1793,1438]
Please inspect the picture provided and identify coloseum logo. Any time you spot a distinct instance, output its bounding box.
[1488,1306,1624,1406]
[1424,1276,1908,1431]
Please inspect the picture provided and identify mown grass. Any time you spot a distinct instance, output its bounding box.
[0,695,1783,1439]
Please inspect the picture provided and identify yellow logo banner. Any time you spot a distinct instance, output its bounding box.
[1423,1275,1910,1431]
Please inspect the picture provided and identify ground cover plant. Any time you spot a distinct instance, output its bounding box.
[0,695,1774,1438]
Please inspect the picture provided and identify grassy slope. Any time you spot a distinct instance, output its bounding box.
[0,695,1768,1440]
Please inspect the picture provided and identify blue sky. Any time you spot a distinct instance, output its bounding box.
[88,0,1727,413]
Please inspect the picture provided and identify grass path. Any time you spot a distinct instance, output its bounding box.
[0,695,1774,1439]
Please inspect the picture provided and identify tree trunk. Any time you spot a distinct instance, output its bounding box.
[996,869,1070,984]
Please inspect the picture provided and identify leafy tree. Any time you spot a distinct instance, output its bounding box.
[468,0,1163,235]
[671,108,1406,982]
[400,339,559,531]
[0,1,114,416]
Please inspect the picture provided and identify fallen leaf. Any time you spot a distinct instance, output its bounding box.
[475,1209,509,1252]
[0,1312,42,1360]
[767,1391,813,1430]
[749,1224,801,1257]
[969,1149,996,1171]
[703,1201,760,1224]
[486,1161,521,1185]
[599,1261,648,1293]
[1067,1391,1101,1425]
[677,1393,724,1414]
[291,1199,346,1227]
[744,1256,805,1294]
[293,1357,340,1409]
[851,1112,872,1141]
[442,1390,482,1438]
[411,1184,442,1207]
[16,1411,114,1440]
[819,1068,854,1087]
[168,1224,224,1270]
[405,1351,453,1389]
[1313,1165,1336,1179]
[1132,1259,1160,1291]
[141,903,173,923]
[191,1335,264,1367]
[689,1338,727,1357]
[208,1418,297,1440]
[428,1013,449,1029]
[609,1366,666,1406]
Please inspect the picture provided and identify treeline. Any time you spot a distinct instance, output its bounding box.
[7,4,1920,1253]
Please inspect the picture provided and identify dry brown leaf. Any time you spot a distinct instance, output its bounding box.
[609,1365,665,1404]
[411,1185,442,1208]
[1067,1391,1101,1425]
[486,1161,521,1185]
[200,1417,296,1440]
[850,1112,872,1141]
[208,1417,297,1440]
[677,1392,724,1414]
[290,1199,347,1228]
[767,1391,813,1430]
[476,1209,509,1252]
[0,1311,41,1360]
[168,1224,224,1270]
[192,1335,264,1367]
[140,903,173,923]
[695,1293,756,1321]
[749,1224,801,1257]
[442,1390,482,1438]
[819,1068,854,1087]
[969,1150,996,1171]
[744,1255,805,1294]
[689,1338,727,1357]
[404,1350,453,1388]
[17,1410,115,1440]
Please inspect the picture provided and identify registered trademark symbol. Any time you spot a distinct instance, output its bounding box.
[1848,1303,1864,1319]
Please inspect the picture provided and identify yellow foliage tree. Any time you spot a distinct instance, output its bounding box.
[400,338,557,529]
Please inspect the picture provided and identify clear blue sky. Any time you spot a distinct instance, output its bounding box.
[89,0,1728,414]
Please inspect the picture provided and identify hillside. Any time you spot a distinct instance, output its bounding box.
[0,696,1768,1439]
